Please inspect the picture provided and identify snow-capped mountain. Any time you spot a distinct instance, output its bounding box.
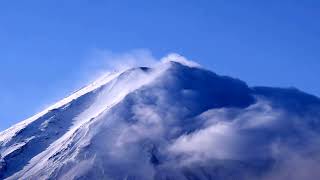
[1,57,320,180]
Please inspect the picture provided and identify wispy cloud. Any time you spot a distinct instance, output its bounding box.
[161,53,200,67]
[84,49,157,75]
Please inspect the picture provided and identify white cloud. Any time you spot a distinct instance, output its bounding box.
[168,122,241,161]
[167,99,285,163]
[161,53,200,67]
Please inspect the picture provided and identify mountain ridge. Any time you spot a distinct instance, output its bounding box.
[1,60,320,180]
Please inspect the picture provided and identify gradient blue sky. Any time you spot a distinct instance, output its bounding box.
[0,0,319,130]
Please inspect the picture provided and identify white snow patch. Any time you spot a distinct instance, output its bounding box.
[6,64,170,179]
[0,71,122,145]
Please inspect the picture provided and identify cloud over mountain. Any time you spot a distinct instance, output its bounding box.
[1,54,320,180]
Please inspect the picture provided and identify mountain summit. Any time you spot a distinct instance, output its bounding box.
[1,59,320,180]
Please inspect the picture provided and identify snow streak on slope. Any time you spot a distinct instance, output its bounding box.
[1,62,170,179]
[1,55,320,180]
[0,71,121,146]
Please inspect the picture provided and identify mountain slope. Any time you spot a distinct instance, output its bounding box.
[1,60,320,180]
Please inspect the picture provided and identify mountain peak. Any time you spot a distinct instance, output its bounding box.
[1,58,320,180]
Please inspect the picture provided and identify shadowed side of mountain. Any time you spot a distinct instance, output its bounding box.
[22,62,261,179]
[1,61,320,180]
[253,86,320,111]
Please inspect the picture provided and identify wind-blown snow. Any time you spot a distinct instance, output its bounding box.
[1,55,320,180]
[0,71,121,146]
[161,53,200,68]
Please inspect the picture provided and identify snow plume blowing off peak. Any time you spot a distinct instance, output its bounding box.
[1,53,320,180]
[161,53,200,67]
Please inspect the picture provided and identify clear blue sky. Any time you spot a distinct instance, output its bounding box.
[0,0,319,130]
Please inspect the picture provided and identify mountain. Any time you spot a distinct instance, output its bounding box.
[1,58,320,180]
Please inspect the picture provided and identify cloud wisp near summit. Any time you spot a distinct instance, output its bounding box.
[1,55,320,180]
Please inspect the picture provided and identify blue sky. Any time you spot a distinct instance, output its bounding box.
[0,0,319,130]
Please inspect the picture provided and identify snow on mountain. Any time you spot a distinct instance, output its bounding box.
[1,56,320,180]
